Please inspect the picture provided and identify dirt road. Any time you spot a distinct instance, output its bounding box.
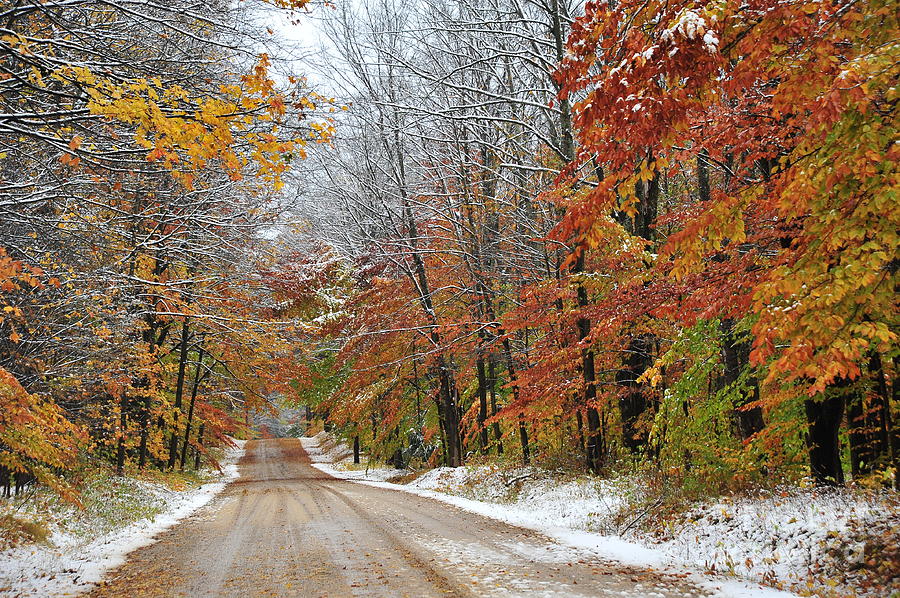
[87,439,709,597]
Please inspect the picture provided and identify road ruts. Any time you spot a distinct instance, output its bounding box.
[85,438,710,598]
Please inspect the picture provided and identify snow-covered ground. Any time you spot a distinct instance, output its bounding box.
[305,433,898,598]
[301,432,407,482]
[0,440,246,597]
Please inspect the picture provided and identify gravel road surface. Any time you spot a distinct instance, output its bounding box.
[87,438,710,597]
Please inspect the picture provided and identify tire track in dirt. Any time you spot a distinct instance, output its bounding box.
[311,481,474,598]
[84,438,710,598]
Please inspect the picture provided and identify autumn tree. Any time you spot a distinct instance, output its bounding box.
[1,0,333,490]
[556,0,898,484]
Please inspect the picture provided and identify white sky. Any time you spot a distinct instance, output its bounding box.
[248,1,345,89]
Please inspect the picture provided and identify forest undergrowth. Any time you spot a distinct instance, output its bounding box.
[0,442,244,597]
[0,445,231,552]
[310,431,899,598]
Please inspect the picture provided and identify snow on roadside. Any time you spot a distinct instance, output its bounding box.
[311,461,791,598]
[649,487,898,596]
[304,433,896,598]
[0,439,246,597]
[301,431,350,464]
[300,433,406,482]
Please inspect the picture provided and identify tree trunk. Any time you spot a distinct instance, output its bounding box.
[846,383,871,478]
[632,166,659,241]
[434,393,448,465]
[390,429,404,469]
[550,0,600,470]
[518,417,531,465]
[805,392,845,486]
[720,319,765,441]
[167,319,190,470]
[488,355,503,454]
[389,95,462,467]
[585,406,603,472]
[847,352,896,480]
[575,254,603,473]
[697,148,711,204]
[871,353,898,483]
[575,409,586,454]
[180,343,206,470]
[353,435,360,464]
[438,361,462,467]
[193,423,204,470]
[116,393,127,476]
[412,353,425,432]
[137,391,151,470]
[614,167,659,453]
[136,256,168,470]
[476,352,489,453]
[498,336,530,465]
[402,198,461,467]
[616,334,655,451]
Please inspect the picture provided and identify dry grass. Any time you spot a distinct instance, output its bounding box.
[386,470,427,485]
[0,514,50,549]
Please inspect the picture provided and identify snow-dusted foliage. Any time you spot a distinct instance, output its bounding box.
[309,434,898,597]
[653,488,899,596]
